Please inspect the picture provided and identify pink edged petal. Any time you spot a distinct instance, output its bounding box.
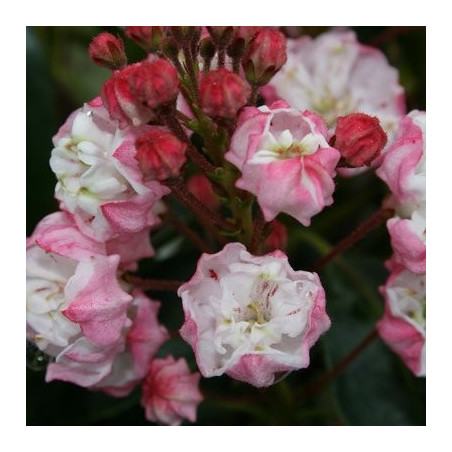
[387,217,426,274]
[45,336,124,387]
[63,254,133,346]
[225,107,271,168]
[377,305,425,377]
[106,228,154,271]
[32,211,105,261]
[101,190,165,235]
[126,290,169,378]
[227,353,294,387]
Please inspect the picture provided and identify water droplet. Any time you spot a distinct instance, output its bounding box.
[26,341,52,371]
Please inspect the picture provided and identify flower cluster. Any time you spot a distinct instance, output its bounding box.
[27,26,425,426]
[376,111,426,376]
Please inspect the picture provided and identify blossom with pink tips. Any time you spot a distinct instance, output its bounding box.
[377,264,426,377]
[387,203,426,274]
[50,98,169,242]
[225,101,340,226]
[264,30,405,137]
[141,356,203,425]
[27,213,133,353]
[179,242,330,387]
[376,110,426,208]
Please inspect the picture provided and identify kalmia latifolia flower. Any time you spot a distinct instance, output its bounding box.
[376,110,426,208]
[225,101,340,226]
[89,32,127,71]
[377,263,426,377]
[27,213,169,390]
[242,29,287,85]
[135,127,187,181]
[125,26,164,53]
[200,68,251,119]
[50,97,169,241]
[264,30,405,135]
[333,113,387,167]
[178,243,330,387]
[141,356,203,425]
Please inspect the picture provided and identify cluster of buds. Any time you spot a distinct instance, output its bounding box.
[28,25,425,427]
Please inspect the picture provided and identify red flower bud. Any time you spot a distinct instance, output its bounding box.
[187,174,220,211]
[263,220,288,253]
[89,32,127,70]
[242,30,287,85]
[125,26,164,53]
[129,59,179,109]
[236,26,264,46]
[333,113,388,167]
[101,63,155,128]
[199,69,251,119]
[135,128,187,181]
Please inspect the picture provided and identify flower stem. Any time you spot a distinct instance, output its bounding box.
[311,206,394,272]
[166,177,234,237]
[161,207,215,253]
[249,205,266,254]
[298,328,378,400]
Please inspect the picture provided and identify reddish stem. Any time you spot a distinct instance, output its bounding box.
[311,207,394,273]
[249,206,266,254]
[298,328,378,400]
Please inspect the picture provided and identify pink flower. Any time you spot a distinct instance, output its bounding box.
[141,356,203,425]
[50,98,169,241]
[92,291,170,396]
[225,101,340,226]
[387,203,426,274]
[178,243,330,387]
[376,110,426,208]
[27,213,133,353]
[46,290,169,391]
[377,264,426,377]
[264,30,405,136]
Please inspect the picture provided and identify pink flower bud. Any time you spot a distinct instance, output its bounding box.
[263,220,288,252]
[200,69,251,118]
[135,128,187,181]
[141,356,203,425]
[89,32,127,70]
[125,26,164,53]
[237,26,264,46]
[333,113,388,167]
[242,30,287,85]
[187,174,220,211]
[129,59,179,109]
[101,63,155,128]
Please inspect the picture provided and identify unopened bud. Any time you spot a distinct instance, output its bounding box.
[187,174,220,211]
[129,59,179,109]
[125,26,164,53]
[101,63,154,128]
[89,32,127,70]
[332,113,388,167]
[135,128,187,181]
[200,37,216,60]
[237,26,264,47]
[242,29,287,85]
[263,220,288,253]
[200,69,251,119]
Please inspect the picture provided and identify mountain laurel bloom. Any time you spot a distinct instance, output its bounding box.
[376,110,426,209]
[50,97,169,241]
[225,101,340,226]
[377,263,426,377]
[141,356,203,425]
[264,30,405,136]
[178,243,330,387]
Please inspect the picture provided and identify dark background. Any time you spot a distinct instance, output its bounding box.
[26,26,426,425]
